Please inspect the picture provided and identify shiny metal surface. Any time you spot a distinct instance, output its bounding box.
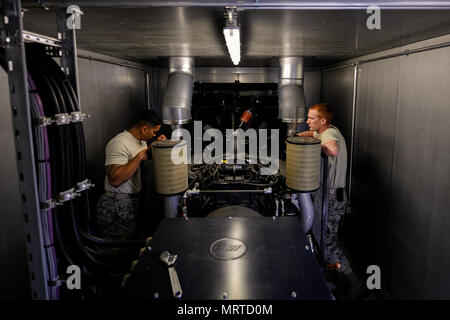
[278,57,307,123]
[21,0,450,9]
[169,56,195,75]
[149,67,169,114]
[206,205,262,217]
[351,57,400,278]
[303,71,322,107]
[0,68,31,299]
[326,39,450,298]
[21,7,450,67]
[122,217,332,299]
[162,57,194,124]
[388,47,450,299]
[162,73,194,124]
[278,84,307,122]
[279,57,304,86]
[23,30,62,47]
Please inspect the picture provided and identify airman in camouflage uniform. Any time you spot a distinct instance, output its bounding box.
[297,103,352,275]
[96,110,166,241]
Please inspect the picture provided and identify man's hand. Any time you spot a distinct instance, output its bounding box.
[157,134,167,141]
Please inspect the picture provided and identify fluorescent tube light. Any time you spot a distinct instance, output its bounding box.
[223,27,241,65]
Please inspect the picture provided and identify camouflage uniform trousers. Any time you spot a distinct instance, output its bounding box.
[325,190,352,274]
[96,193,140,241]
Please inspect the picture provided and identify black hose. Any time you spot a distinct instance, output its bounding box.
[53,206,75,266]
[42,56,91,232]
[44,54,92,232]
[79,230,145,247]
[26,47,77,272]
[26,45,142,287]
[69,202,130,269]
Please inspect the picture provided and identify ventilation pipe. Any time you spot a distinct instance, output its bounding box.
[162,57,195,126]
[278,57,306,137]
[279,57,315,233]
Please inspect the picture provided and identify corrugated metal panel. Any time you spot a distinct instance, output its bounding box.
[351,58,400,273]
[387,47,450,299]
[0,68,31,299]
[78,58,147,200]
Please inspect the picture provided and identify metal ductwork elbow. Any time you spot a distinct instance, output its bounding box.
[162,57,195,125]
[278,57,306,124]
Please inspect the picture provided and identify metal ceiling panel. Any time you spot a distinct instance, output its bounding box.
[21,7,450,67]
[21,1,450,10]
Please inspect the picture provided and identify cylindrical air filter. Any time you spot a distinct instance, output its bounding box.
[286,136,321,192]
[152,140,188,195]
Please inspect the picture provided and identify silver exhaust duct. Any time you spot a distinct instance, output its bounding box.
[278,57,306,125]
[279,58,313,233]
[162,57,195,125]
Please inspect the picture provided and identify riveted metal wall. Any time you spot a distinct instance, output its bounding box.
[0,68,31,299]
[77,58,148,202]
[387,47,450,299]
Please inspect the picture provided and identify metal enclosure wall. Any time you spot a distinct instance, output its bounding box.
[388,47,450,299]
[351,58,400,281]
[148,67,169,115]
[320,67,354,183]
[0,68,31,299]
[304,71,322,108]
[322,37,450,299]
[78,58,148,201]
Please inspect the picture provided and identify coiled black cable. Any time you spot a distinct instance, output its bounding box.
[27,44,145,269]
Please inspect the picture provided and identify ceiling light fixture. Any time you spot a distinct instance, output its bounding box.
[223,7,240,66]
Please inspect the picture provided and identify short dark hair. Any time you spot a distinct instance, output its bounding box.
[135,110,162,128]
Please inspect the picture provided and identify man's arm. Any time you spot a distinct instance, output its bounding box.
[322,140,339,157]
[296,131,314,137]
[106,147,150,188]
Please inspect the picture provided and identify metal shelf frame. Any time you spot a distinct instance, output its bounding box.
[1,0,82,300]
